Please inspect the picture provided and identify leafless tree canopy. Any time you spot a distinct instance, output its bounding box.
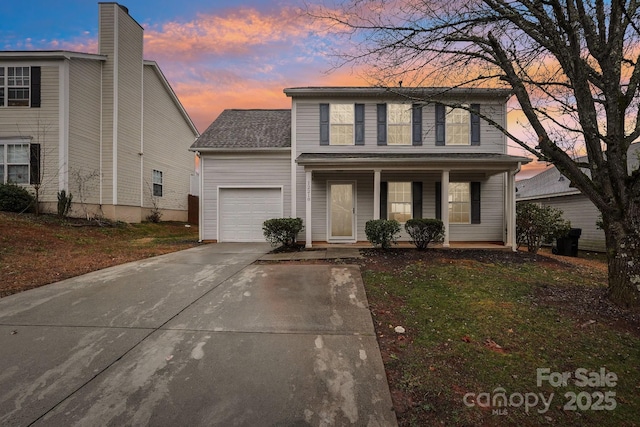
[309,0,640,306]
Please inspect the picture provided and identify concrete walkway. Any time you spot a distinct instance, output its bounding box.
[0,243,396,426]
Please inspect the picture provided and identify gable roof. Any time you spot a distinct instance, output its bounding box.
[191,109,291,151]
[516,142,640,200]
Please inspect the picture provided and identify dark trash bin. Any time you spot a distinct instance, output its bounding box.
[553,228,581,257]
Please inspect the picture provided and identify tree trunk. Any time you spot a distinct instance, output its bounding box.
[603,212,640,308]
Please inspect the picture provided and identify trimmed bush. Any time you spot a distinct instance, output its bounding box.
[263,217,304,247]
[365,219,401,249]
[0,183,34,213]
[405,218,445,250]
[516,202,571,253]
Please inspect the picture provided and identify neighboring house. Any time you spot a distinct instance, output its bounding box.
[516,143,640,252]
[0,3,199,222]
[192,87,531,247]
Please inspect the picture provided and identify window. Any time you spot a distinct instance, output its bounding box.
[152,170,163,197]
[387,104,411,145]
[446,106,470,146]
[388,182,412,223]
[7,67,30,107]
[448,182,470,223]
[0,68,4,106]
[330,104,354,145]
[1,143,30,184]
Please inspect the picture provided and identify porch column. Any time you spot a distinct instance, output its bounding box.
[507,169,517,251]
[373,169,381,220]
[441,170,450,247]
[305,170,312,248]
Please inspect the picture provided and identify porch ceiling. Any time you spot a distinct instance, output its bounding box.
[296,152,532,173]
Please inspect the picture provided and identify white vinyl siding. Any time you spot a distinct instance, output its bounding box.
[200,153,291,241]
[0,64,59,202]
[68,58,102,205]
[294,100,506,154]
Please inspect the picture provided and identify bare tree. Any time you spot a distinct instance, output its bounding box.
[310,0,640,307]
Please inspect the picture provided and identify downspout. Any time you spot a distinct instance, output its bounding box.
[509,162,522,251]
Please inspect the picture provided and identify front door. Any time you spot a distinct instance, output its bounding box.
[329,182,355,241]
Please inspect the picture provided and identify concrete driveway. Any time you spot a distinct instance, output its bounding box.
[0,243,397,426]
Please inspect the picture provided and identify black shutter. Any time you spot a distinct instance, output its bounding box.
[30,143,41,185]
[435,103,445,146]
[470,104,480,146]
[471,181,481,224]
[412,181,423,219]
[380,181,388,219]
[412,104,422,146]
[435,181,441,220]
[377,104,387,145]
[320,103,329,145]
[355,103,365,145]
[31,66,41,108]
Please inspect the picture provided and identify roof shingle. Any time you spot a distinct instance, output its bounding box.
[191,109,291,150]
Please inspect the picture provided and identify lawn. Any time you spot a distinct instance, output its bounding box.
[0,211,199,297]
[358,249,640,426]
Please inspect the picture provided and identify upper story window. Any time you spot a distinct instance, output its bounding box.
[330,104,354,145]
[0,66,40,108]
[319,103,365,146]
[377,103,422,146]
[387,104,412,145]
[435,103,481,146]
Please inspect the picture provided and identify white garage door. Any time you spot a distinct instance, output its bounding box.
[219,188,283,242]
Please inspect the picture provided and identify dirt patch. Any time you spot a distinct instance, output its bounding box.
[0,212,199,298]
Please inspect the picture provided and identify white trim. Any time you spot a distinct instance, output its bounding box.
[326,180,357,243]
[140,57,144,208]
[99,63,103,205]
[0,52,106,61]
[112,2,119,206]
[58,60,70,192]
[305,170,312,248]
[441,170,450,247]
[516,190,582,201]
[291,100,297,218]
[198,154,204,242]
[216,186,284,242]
[373,169,381,220]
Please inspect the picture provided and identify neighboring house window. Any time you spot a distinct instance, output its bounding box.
[152,170,163,197]
[435,103,480,146]
[449,182,470,223]
[388,182,412,222]
[0,66,40,108]
[1,143,30,184]
[387,104,412,145]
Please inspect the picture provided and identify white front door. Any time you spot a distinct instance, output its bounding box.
[329,182,355,241]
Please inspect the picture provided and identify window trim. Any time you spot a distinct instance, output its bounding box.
[152,169,163,197]
[2,66,31,107]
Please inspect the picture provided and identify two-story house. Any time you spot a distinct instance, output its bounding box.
[0,2,199,222]
[192,87,530,248]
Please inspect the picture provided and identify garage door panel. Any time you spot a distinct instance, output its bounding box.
[219,188,282,242]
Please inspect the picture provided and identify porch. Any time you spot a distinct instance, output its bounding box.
[295,153,531,250]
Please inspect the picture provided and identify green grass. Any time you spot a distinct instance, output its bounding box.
[362,257,639,426]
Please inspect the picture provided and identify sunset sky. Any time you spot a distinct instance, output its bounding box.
[1,0,547,177]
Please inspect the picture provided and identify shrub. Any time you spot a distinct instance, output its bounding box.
[516,203,571,253]
[365,219,401,249]
[405,218,445,250]
[263,217,304,247]
[57,190,73,218]
[0,183,34,213]
[146,207,162,223]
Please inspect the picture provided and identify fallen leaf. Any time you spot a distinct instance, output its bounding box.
[461,335,471,343]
